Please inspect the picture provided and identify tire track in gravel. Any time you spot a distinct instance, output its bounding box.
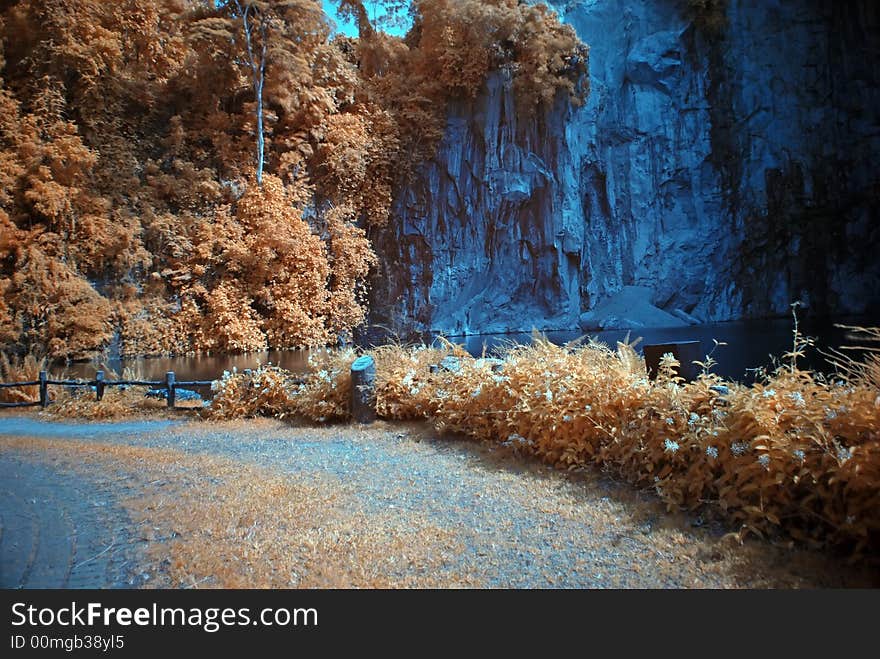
[0,451,140,588]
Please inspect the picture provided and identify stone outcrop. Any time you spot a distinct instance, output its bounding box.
[578,286,687,330]
[369,0,880,336]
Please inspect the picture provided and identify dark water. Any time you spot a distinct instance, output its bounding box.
[55,316,876,389]
[450,317,876,383]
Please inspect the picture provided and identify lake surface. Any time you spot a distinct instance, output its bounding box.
[450,317,875,383]
[54,316,877,390]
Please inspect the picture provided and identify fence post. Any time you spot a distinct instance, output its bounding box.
[350,355,376,424]
[95,370,105,401]
[39,371,48,408]
[165,371,176,408]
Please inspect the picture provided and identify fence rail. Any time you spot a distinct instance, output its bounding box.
[0,367,312,411]
[0,370,218,410]
[0,354,440,425]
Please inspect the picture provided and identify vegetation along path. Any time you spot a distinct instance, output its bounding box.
[0,415,876,588]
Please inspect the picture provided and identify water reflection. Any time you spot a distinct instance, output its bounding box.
[447,317,875,383]
[55,349,313,399]
[55,316,876,389]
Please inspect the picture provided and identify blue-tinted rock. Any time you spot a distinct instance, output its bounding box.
[579,286,687,330]
[439,356,462,373]
[175,389,202,402]
[371,0,880,336]
[144,388,202,402]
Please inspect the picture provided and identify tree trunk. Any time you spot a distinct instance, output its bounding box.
[255,83,264,185]
[237,1,267,186]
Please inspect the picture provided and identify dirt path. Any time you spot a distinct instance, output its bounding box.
[0,414,877,588]
[0,453,139,588]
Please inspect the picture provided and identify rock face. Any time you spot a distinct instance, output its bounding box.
[369,0,880,336]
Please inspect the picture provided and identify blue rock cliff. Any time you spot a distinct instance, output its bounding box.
[369,0,880,336]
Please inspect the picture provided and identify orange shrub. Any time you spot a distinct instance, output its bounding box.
[208,330,880,557]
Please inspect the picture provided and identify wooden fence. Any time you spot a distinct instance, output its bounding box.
[0,370,215,410]
[0,355,377,420]
[0,341,702,419]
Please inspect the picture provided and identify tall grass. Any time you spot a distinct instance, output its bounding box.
[46,362,183,420]
[208,348,357,421]
[0,352,45,402]
[206,323,880,557]
[822,325,880,391]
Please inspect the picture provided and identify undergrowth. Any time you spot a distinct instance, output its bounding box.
[49,384,168,420]
[13,361,197,420]
[207,348,357,422]
[4,316,878,558]
[204,320,880,558]
[0,352,44,402]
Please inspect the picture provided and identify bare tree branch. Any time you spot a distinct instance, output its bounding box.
[234,0,267,185]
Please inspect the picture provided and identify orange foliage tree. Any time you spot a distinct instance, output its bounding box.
[0,0,588,359]
[343,0,589,173]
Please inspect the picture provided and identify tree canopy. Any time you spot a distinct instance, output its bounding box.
[0,0,588,358]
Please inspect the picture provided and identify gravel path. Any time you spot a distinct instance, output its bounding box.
[0,414,877,588]
[0,453,140,588]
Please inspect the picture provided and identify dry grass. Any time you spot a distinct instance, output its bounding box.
[373,341,455,419]
[7,318,879,560]
[0,435,464,588]
[0,352,44,402]
[419,335,879,557]
[3,423,876,588]
[822,325,880,391]
[207,348,356,421]
[205,324,880,559]
[45,362,196,420]
[49,387,167,420]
